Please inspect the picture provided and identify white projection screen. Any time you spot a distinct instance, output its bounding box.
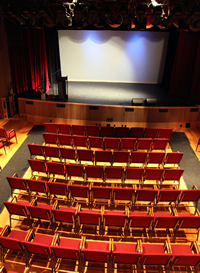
[58,30,169,83]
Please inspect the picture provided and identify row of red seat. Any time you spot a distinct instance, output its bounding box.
[28,143,183,167]
[7,176,200,209]
[28,159,184,187]
[44,123,172,139]
[3,198,200,242]
[0,225,199,272]
[42,132,169,151]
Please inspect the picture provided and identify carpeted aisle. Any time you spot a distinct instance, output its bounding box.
[169,132,200,190]
[0,125,45,212]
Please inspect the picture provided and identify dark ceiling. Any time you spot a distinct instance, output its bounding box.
[1,0,200,31]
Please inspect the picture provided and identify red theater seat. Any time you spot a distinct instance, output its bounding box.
[72,124,85,135]
[44,123,58,133]
[104,137,120,150]
[86,125,99,136]
[22,232,54,267]
[42,133,58,146]
[57,123,72,135]
[0,128,17,147]
[88,136,104,149]
[27,144,45,159]
[120,138,137,151]
[129,127,144,138]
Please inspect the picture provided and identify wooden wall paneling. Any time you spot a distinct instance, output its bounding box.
[18,98,200,128]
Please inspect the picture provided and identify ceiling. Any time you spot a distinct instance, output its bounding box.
[1,0,200,31]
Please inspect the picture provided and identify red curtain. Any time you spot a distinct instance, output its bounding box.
[169,31,199,99]
[9,27,49,94]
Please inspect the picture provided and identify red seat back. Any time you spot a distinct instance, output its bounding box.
[88,136,104,149]
[6,176,27,191]
[58,124,71,134]
[86,125,99,136]
[104,137,120,150]
[44,123,58,133]
[47,162,65,176]
[66,163,84,178]
[129,127,144,138]
[158,128,172,139]
[86,165,104,179]
[47,182,68,196]
[152,138,168,150]
[57,134,72,146]
[28,144,45,158]
[115,127,129,138]
[72,125,85,135]
[125,167,145,181]
[144,128,159,138]
[130,151,148,164]
[100,126,114,137]
[42,133,58,145]
[28,159,47,173]
[52,207,76,223]
[121,138,137,150]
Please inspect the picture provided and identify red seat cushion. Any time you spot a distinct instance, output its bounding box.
[7,131,15,139]
[8,230,28,241]
[83,241,110,262]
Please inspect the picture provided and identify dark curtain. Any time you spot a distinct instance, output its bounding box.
[169,31,199,98]
[44,26,61,86]
[190,33,200,100]
[161,27,179,90]
[8,26,49,94]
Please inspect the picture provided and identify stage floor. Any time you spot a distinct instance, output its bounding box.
[47,82,199,107]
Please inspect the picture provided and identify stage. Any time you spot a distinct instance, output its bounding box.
[47,81,199,107]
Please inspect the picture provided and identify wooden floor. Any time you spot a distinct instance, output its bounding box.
[0,115,200,273]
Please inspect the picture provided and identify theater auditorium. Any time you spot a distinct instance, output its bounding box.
[0,0,200,272]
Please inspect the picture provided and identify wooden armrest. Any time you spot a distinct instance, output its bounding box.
[10,129,15,134]
[109,238,113,252]
[10,196,17,203]
[164,240,172,253]
[191,241,200,254]
[52,200,58,209]
[125,206,129,216]
[52,233,60,246]
[171,207,178,216]
[101,206,105,215]
[147,206,153,216]
[25,229,35,241]
[192,185,198,190]
[76,203,81,211]
[30,197,37,206]
[136,239,143,252]
[195,208,200,216]
[0,266,5,273]
[1,225,11,236]
[81,236,86,249]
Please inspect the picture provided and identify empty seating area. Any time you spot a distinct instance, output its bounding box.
[42,132,170,151]
[44,123,173,139]
[28,143,184,167]
[1,122,200,273]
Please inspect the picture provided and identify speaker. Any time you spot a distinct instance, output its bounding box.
[132,98,145,106]
[145,98,157,106]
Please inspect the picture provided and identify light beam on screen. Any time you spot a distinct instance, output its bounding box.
[125,31,169,83]
[58,30,168,83]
